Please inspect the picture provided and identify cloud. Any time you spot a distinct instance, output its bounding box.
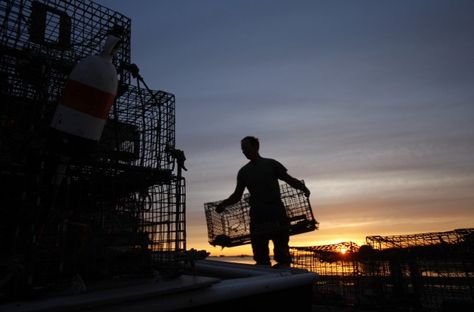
[95,0,474,250]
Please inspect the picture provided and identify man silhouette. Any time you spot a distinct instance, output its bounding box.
[216,136,310,267]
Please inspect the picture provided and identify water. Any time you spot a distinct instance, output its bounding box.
[207,256,271,265]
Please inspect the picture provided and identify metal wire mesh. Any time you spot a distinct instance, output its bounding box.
[290,229,474,311]
[0,0,186,295]
[366,228,473,250]
[1,0,132,151]
[204,181,318,247]
[366,228,474,312]
[101,85,176,170]
[1,0,131,74]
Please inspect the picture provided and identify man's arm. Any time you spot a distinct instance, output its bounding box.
[280,172,311,197]
[215,181,245,213]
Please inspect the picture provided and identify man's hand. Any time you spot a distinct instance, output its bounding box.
[215,203,226,213]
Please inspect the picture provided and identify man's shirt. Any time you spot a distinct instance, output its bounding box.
[237,157,287,222]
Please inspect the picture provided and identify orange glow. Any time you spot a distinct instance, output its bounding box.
[339,247,348,255]
[186,196,474,257]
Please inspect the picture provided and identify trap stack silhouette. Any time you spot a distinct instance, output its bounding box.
[290,228,474,311]
[0,0,185,295]
[204,181,318,248]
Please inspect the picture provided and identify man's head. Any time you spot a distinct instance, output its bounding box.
[241,136,260,160]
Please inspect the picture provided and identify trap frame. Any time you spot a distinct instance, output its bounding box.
[1,0,186,296]
[204,181,318,248]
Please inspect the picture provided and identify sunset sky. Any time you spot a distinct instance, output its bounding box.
[96,0,474,256]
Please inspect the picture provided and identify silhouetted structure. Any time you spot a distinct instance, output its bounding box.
[204,181,317,248]
[290,228,474,311]
[1,0,185,300]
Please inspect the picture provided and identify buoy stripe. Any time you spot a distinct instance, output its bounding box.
[62,79,115,119]
[51,104,106,141]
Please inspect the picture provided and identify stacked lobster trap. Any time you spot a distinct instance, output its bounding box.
[0,0,186,297]
[204,181,318,248]
[365,228,474,311]
[290,229,474,311]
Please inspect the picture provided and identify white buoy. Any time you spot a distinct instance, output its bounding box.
[51,35,120,141]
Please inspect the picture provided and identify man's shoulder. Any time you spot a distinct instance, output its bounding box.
[261,157,277,163]
[261,157,284,166]
[262,157,287,172]
[240,161,252,169]
[238,161,252,174]
[239,158,284,171]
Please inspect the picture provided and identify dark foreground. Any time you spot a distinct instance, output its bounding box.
[0,260,317,312]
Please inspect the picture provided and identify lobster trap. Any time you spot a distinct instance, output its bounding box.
[290,229,474,311]
[99,85,177,170]
[204,182,318,248]
[1,0,186,297]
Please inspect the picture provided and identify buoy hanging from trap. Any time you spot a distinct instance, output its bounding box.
[51,35,121,141]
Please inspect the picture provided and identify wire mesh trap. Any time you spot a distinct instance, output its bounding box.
[290,228,474,311]
[204,181,318,248]
[1,0,186,297]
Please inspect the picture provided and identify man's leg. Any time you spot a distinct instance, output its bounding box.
[251,231,271,265]
[272,231,291,265]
